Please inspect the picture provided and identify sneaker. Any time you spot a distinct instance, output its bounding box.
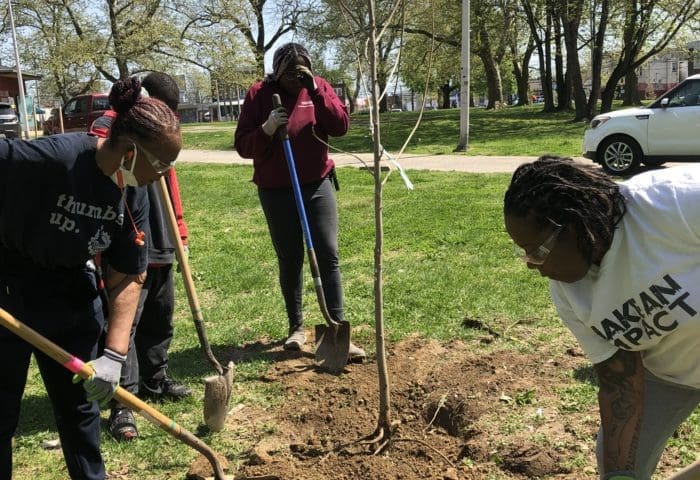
[348,342,367,363]
[284,328,307,350]
[108,407,138,442]
[140,376,192,401]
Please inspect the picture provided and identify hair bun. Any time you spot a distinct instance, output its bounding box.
[109,77,143,114]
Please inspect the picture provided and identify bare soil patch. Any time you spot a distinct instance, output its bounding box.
[190,333,688,479]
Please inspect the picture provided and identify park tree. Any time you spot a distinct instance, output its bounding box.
[61,0,184,81]
[508,5,536,106]
[521,0,556,111]
[300,0,404,113]
[399,0,461,109]
[4,0,103,102]
[556,0,588,119]
[182,0,315,77]
[471,0,518,109]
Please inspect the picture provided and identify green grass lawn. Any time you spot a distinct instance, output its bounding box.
[12,127,699,477]
[12,165,566,478]
[181,104,587,157]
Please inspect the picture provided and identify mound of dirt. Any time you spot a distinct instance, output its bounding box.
[197,333,686,479]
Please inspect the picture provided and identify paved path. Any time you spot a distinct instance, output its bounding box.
[177,149,589,173]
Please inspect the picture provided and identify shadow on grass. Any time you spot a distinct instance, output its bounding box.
[573,364,598,386]
[168,340,318,379]
[16,393,57,436]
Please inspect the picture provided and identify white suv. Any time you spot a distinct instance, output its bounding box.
[582,73,700,175]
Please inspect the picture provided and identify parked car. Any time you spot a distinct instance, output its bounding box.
[582,73,700,175]
[0,103,20,139]
[42,93,110,135]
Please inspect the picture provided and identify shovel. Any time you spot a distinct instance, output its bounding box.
[158,176,234,431]
[272,93,351,373]
[667,458,700,480]
[0,307,231,480]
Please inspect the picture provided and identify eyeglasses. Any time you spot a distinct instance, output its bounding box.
[133,142,173,175]
[513,222,563,265]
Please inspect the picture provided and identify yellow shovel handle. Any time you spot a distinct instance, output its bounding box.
[0,307,228,480]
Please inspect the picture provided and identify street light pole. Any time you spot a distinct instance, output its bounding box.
[455,0,470,151]
[7,0,30,139]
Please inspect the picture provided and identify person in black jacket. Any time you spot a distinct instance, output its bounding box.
[91,72,192,442]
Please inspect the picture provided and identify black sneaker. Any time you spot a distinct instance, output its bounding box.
[108,407,138,442]
[140,376,192,401]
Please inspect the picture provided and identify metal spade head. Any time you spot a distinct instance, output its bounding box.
[314,321,351,373]
[203,361,235,431]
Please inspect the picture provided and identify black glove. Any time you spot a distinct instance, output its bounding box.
[262,106,289,136]
[295,65,317,93]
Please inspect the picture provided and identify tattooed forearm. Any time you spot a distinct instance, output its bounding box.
[594,349,644,473]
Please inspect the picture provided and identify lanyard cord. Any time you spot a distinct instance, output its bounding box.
[116,173,146,247]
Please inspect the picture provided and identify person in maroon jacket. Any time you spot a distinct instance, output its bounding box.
[234,42,365,361]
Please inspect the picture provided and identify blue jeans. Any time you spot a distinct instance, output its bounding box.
[258,176,344,331]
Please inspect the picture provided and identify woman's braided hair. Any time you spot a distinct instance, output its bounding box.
[504,156,627,262]
[107,76,179,149]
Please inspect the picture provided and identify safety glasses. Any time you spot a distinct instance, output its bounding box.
[513,221,563,265]
[133,142,173,175]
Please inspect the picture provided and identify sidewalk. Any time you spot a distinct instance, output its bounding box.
[177,149,587,173]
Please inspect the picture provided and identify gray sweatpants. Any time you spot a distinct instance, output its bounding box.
[597,369,700,479]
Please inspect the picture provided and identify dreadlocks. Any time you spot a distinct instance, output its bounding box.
[504,156,627,263]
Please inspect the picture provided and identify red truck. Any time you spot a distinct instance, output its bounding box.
[43,93,110,135]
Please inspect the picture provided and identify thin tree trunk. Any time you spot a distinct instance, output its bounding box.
[367,0,392,441]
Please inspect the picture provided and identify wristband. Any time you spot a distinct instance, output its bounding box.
[103,348,127,364]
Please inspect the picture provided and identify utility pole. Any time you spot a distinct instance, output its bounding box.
[455,0,470,151]
[7,0,30,139]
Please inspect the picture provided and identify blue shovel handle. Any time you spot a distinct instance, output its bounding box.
[272,94,338,328]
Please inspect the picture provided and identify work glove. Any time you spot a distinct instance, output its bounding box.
[73,348,126,407]
[262,106,289,136]
[295,65,317,92]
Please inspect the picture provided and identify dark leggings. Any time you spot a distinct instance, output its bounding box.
[258,176,344,331]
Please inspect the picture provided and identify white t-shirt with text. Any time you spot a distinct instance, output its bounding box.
[550,166,700,387]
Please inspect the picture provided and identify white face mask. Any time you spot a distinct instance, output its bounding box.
[110,147,139,188]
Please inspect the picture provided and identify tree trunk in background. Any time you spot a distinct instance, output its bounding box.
[559,0,587,119]
[511,38,535,105]
[623,70,642,105]
[541,4,555,111]
[553,12,568,110]
[585,0,609,120]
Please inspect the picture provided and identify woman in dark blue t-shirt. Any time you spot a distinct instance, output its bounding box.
[0,76,181,480]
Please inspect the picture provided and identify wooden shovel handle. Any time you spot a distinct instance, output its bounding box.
[157,176,224,376]
[0,307,228,480]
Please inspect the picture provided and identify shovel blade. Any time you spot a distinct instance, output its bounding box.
[314,321,351,373]
[203,361,234,431]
